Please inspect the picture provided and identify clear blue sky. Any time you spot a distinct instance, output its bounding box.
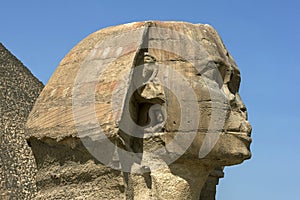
[1,1,299,199]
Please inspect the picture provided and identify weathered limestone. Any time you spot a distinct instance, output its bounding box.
[200,167,224,200]
[0,43,44,199]
[26,21,252,199]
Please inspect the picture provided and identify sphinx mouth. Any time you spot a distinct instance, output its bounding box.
[225,131,252,143]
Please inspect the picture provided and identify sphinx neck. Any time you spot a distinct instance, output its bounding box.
[124,159,214,200]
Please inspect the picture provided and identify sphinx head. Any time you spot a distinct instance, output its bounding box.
[26,21,252,199]
[84,22,252,170]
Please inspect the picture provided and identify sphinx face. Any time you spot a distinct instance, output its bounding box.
[93,24,253,167]
[128,48,252,166]
[185,54,253,165]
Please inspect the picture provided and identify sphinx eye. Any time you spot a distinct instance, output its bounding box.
[214,61,242,95]
[215,62,227,82]
[227,69,241,94]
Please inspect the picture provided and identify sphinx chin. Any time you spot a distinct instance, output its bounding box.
[185,132,252,166]
[205,132,252,166]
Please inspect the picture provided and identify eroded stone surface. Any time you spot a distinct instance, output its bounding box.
[0,43,44,199]
[26,21,252,199]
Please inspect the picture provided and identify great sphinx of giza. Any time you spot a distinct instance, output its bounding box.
[25,21,252,199]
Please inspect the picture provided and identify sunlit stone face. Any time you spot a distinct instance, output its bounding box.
[183,53,253,165]
[129,25,253,166]
[79,22,253,167]
[130,48,252,167]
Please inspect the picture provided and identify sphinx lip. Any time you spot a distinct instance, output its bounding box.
[225,131,252,143]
